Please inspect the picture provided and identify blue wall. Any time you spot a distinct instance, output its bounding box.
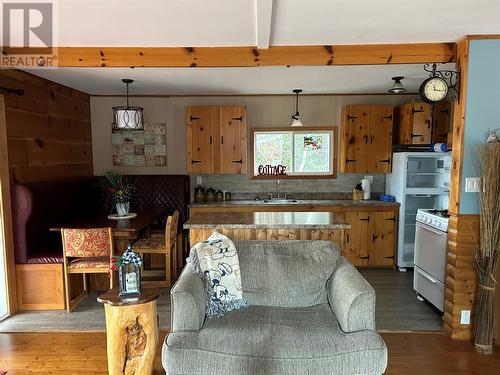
[459,39,500,214]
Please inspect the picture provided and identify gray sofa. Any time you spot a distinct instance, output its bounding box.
[163,240,387,375]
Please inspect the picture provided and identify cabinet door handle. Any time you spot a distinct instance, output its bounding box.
[345,158,357,163]
[231,116,243,121]
[190,115,200,121]
[372,234,378,242]
[359,217,369,222]
[411,133,424,138]
[412,109,424,113]
[346,233,350,243]
[384,255,395,259]
[209,136,212,145]
[381,115,393,120]
[231,158,243,164]
[364,135,369,144]
[370,135,374,144]
[221,136,224,144]
[359,255,369,259]
[347,115,358,120]
[379,159,391,163]
[191,159,202,164]
[385,217,396,221]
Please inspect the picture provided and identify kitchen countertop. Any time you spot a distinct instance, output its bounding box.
[183,211,350,230]
[189,199,399,208]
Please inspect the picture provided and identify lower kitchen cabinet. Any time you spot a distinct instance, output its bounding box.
[189,204,398,268]
[344,210,396,267]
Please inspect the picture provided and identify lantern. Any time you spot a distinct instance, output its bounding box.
[118,244,142,298]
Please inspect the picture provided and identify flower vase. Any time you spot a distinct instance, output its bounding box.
[116,202,130,216]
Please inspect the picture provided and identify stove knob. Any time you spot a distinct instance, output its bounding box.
[426,217,431,223]
[435,221,441,228]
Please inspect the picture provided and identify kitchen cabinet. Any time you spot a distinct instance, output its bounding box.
[396,102,432,144]
[344,210,396,267]
[339,105,393,173]
[189,203,398,268]
[432,101,451,144]
[186,105,247,174]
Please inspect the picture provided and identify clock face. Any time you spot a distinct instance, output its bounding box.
[420,77,448,103]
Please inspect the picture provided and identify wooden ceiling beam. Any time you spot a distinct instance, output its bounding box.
[3,43,456,67]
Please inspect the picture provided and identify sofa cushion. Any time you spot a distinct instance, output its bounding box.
[26,248,64,264]
[235,240,339,307]
[164,304,387,375]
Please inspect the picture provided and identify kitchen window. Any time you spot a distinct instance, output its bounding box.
[250,127,337,179]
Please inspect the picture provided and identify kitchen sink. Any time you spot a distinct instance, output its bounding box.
[263,199,299,204]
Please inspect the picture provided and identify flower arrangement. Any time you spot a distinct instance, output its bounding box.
[104,170,134,204]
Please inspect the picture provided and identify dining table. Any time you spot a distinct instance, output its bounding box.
[49,206,169,253]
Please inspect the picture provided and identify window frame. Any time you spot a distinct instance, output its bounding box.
[249,126,338,179]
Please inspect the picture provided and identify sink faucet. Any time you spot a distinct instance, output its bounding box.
[276,179,281,199]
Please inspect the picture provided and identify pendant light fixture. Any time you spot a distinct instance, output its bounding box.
[290,88,303,127]
[388,76,406,94]
[112,79,144,131]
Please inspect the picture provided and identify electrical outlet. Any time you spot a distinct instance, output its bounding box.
[364,175,374,184]
[196,176,202,185]
[465,177,481,192]
[460,310,471,324]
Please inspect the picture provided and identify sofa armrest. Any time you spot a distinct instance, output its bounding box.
[328,257,376,333]
[170,266,206,332]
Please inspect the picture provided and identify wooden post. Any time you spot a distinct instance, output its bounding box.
[98,288,160,375]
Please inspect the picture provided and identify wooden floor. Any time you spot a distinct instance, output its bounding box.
[359,268,443,331]
[0,331,499,374]
[0,269,442,333]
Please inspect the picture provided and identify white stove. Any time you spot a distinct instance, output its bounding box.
[413,208,450,312]
[416,209,450,232]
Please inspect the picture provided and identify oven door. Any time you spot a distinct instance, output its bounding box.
[414,221,448,281]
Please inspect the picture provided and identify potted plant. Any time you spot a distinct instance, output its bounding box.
[104,170,135,216]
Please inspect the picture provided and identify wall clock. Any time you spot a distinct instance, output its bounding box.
[419,76,449,104]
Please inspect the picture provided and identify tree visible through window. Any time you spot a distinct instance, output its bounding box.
[252,127,336,178]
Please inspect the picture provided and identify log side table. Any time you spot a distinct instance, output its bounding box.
[98,288,160,375]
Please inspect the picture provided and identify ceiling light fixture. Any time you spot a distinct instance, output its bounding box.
[112,79,144,131]
[290,88,303,127]
[388,76,406,94]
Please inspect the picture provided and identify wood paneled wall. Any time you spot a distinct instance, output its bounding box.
[0,70,92,183]
[443,214,480,340]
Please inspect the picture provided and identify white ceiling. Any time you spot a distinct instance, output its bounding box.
[45,0,500,47]
[25,64,455,95]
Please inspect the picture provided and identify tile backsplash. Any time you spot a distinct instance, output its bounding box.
[190,173,385,200]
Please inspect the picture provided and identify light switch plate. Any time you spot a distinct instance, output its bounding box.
[196,176,202,185]
[465,177,481,193]
[460,310,471,324]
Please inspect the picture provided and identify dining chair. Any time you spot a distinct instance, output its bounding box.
[61,227,114,312]
[133,210,179,288]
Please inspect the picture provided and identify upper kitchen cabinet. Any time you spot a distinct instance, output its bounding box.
[432,101,452,144]
[186,105,247,174]
[395,102,432,144]
[339,104,393,173]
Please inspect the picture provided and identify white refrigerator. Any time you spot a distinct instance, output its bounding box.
[385,152,451,271]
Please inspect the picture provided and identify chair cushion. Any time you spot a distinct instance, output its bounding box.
[67,257,110,270]
[164,304,387,375]
[133,237,165,251]
[234,240,340,308]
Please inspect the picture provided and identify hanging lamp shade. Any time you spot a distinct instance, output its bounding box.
[388,76,406,94]
[290,88,303,127]
[112,79,144,131]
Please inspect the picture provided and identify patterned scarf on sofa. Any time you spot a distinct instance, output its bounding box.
[188,231,249,318]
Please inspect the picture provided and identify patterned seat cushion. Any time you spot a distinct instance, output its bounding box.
[68,257,110,270]
[133,237,165,252]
